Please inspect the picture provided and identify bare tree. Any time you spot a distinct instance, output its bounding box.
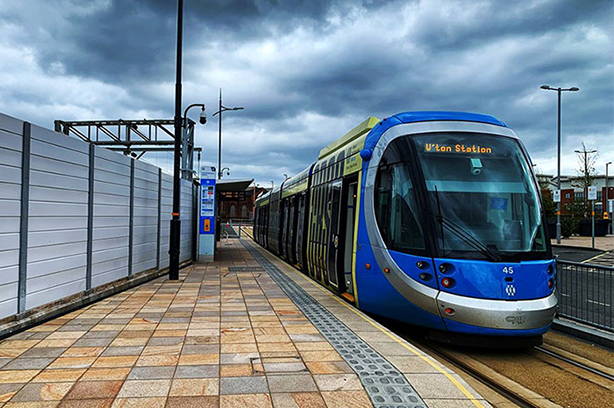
[572,143,598,209]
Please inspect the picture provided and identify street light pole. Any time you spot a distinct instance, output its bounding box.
[212,89,244,180]
[169,0,184,281]
[540,85,579,244]
[218,89,222,180]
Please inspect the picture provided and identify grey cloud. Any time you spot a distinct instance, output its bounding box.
[0,0,611,184]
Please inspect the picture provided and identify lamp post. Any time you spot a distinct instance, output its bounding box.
[181,104,206,179]
[169,0,184,281]
[271,180,274,191]
[540,84,579,244]
[212,89,244,180]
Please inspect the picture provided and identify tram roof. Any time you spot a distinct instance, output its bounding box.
[392,111,506,127]
[363,111,508,154]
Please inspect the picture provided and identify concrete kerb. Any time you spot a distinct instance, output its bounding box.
[0,260,192,341]
[552,244,604,254]
[552,318,614,350]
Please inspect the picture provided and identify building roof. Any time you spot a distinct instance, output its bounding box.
[216,179,254,192]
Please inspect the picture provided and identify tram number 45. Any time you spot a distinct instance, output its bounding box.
[502,266,514,274]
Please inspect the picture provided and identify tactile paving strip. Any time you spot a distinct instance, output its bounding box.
[242,240,426,408]
[228,266,265,272]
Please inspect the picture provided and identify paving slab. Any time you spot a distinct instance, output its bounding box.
[0,239,492,408]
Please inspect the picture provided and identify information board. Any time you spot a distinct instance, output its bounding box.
[200,166,216,235]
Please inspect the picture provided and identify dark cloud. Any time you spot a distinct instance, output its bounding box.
[0,0,612,185]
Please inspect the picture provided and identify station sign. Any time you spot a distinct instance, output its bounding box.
[588,186,597,201]
[553,189,561,203]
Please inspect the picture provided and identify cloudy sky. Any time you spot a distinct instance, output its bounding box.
[0,0,612,187]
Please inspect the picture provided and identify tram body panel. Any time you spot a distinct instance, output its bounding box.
[254,111,557,339]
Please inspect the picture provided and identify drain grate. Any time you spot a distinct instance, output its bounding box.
[242,240,426,408]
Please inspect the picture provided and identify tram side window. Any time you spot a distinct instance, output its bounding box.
[375,165,426,253]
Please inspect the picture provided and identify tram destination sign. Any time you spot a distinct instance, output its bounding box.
[424,143,493,154]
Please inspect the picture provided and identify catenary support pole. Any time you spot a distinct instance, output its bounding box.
[169,0,184,280]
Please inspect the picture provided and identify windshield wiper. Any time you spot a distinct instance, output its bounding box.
[432,187,501,262]
[437,216,502,262]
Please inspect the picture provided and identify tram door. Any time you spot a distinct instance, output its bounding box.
[343,182,357,295]
[327,180,343,288]
[295,193,306,270]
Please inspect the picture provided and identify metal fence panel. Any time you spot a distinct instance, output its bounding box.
[159,174,173,269]
[0,117,22,318]
[26,124,89,310]
[179,178,193,263]
[556,260,613,332]
[0,111,196,322]
[132,161,159,273]
[91,147,131,287]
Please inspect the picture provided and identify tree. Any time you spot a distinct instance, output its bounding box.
[572,143,598,216]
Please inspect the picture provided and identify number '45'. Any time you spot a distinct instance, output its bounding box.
[503,266,514,274]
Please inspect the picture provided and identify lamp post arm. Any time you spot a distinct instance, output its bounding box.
[184,103,205,121]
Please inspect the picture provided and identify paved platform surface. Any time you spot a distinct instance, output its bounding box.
[552,235,614,251]
[0,239,489,408]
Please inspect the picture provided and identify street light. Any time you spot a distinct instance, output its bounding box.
[220,167,230,178]
[540,84,580,244]
[181,104,206,179]
[270,180,274,191]
[212,88,244,179]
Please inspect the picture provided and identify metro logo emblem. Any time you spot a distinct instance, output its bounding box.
[505,315,524,325]
[505,284,516,296]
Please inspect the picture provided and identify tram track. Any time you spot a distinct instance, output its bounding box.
[533,345,614,382]
[408,338,552,408]
[396,331,614,408]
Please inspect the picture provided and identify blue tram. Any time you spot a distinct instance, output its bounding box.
[253,111,557,343]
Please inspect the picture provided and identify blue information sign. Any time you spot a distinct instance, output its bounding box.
[200,167,216,235]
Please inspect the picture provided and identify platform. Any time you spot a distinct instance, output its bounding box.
[0,239,490,408]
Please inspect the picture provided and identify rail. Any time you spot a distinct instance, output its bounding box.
[556,259,613,332]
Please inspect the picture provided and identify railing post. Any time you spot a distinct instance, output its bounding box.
[17,122,31,314]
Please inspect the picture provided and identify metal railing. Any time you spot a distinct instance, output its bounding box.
[220,219,254,240]
[556,260,613,332]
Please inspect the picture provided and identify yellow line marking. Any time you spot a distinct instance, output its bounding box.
[249,241,485,408]
[581,251,610,264]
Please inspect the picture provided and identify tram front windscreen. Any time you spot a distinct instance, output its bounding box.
[413,133,548,261]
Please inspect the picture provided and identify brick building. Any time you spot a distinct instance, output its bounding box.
[218,182,268,221]
[539,174,614,218]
